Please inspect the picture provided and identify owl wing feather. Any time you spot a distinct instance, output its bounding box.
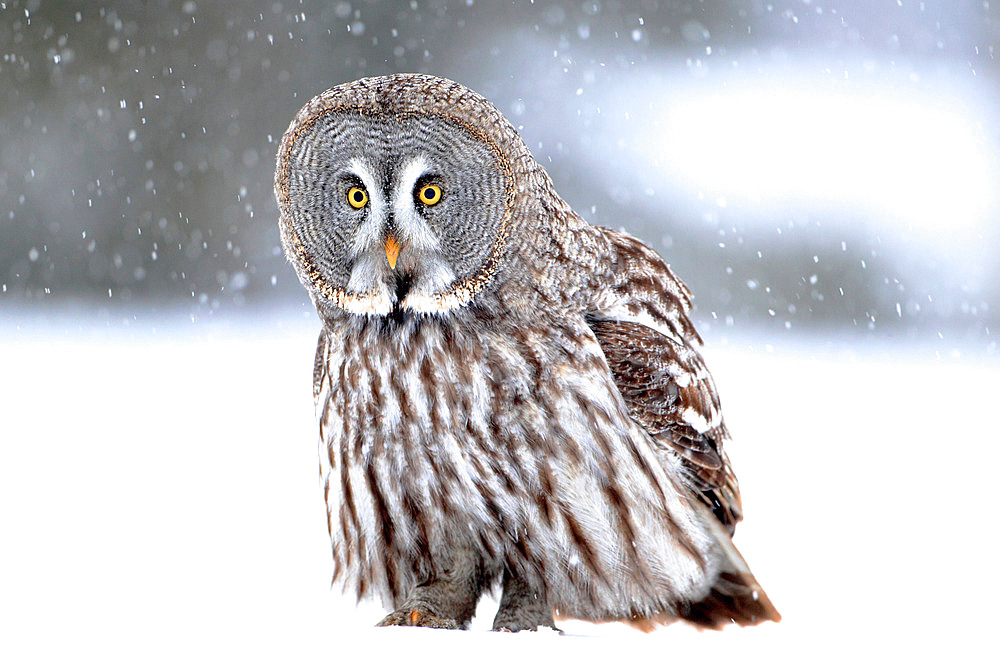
[583,227,743,534]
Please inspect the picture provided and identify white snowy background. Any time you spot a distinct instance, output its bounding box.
[3,315,996,665]
[2,2,998,665]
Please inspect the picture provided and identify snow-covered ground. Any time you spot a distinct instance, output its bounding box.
[2,314,995,665]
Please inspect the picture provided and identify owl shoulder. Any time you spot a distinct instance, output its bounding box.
[574,224,699,346]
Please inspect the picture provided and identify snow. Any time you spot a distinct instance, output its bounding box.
[1,314,995,665]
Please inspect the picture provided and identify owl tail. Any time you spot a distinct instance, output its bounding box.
[680,568,781,628]
[680,504,781,628]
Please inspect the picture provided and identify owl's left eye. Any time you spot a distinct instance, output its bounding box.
[417,183,443,206]
[347,186,368,209]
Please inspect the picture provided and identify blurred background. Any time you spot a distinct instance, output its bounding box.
[3,0,997,349]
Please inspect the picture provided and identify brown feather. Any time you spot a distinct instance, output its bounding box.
[588,318,744,533]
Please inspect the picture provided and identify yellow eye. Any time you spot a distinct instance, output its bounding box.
[347,186,368,209]
[417,183,442,206]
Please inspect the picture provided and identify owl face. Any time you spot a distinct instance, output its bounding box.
[280,111,510,316]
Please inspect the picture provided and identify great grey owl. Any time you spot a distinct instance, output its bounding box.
[274,73,779,632]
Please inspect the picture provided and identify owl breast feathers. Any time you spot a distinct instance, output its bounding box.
[275,73,779,631]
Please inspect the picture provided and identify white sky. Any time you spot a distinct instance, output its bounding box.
[602,61,1000,240]
[648,81,999,234]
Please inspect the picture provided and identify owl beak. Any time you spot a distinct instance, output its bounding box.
[384,235,401,270]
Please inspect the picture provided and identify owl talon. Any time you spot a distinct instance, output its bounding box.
[493,624,562,634]
[376,606,462,630]
[491,569,559,633]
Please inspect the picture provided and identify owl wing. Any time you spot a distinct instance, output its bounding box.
[584,227,743,534]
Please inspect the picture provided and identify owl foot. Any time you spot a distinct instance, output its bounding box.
[376,605,463,630]
[377,552,483,630]
[492,615,560,633]
[491,569,560,633]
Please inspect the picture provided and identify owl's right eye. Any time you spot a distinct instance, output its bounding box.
[347,186,368,209]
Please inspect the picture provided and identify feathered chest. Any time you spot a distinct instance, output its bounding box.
[313,311,634,486]
[311,311,726,615]
[314,315,577,461]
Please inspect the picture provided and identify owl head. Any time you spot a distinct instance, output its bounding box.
[275,74,545,318]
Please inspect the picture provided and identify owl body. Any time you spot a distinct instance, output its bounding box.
[316,288,719,621]
[277,74,778,630]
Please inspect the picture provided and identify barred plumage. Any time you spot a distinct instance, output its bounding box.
[277,73,779,631]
